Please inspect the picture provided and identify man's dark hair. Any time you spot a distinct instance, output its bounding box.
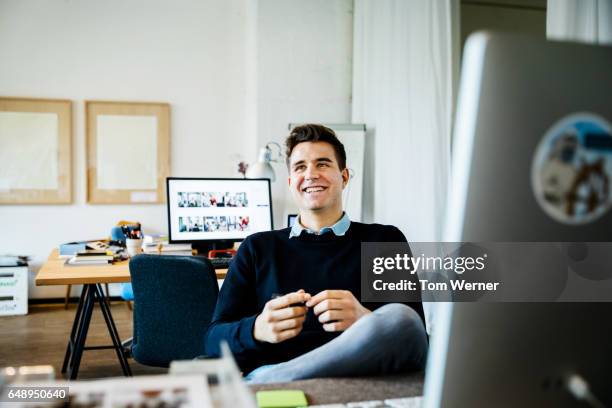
[285,124,347,170]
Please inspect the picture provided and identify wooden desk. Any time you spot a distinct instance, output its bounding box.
[35,250,228,379]
[37,249,227,285]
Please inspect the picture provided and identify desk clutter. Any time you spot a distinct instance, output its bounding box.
[58,241,110,257]
[60,239,194,266]
[60,241,125,266]
[57,219,249,268]
[59,223,137,265]
[58,221,195,267]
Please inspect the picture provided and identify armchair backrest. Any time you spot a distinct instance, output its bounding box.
[129,254,219,367]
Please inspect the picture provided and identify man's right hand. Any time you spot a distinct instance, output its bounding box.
[253,290,311,343]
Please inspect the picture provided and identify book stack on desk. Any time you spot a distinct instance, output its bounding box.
[143,234,167,245]
[142,234,193,255]
[142,243,193,256]
[59,240,112,258]
[67,250,114,265]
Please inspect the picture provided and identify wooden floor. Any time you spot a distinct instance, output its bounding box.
[0,302,166,379]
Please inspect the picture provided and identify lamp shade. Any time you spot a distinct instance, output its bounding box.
[245,147,276,181]
[246,162,276,181]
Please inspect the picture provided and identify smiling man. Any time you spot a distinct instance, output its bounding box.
[204,124,428,383]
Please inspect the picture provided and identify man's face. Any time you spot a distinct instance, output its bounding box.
[287,141,349,213]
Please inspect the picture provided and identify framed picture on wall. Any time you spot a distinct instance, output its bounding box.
[0,97,72,204]
[86,101,170,204]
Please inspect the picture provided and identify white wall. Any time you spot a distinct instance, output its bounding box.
[0,0,353,298]
[254,0,354,224]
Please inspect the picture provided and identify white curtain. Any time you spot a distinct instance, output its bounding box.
[352,0,459,333]
[547,0,612,44]
[352,0,458,243]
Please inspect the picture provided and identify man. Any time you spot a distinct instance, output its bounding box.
[204,124,427,383]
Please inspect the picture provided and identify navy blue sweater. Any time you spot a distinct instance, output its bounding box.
[204,222,425,374]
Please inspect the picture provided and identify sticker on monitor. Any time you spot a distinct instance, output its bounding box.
[532,112,612,225]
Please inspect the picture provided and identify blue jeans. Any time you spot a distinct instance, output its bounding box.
[245,303,428,384]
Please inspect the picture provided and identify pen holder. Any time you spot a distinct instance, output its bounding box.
[126,238,143,257]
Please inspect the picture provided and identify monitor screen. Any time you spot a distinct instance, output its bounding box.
[287,214,298,228]
[167,178,273,243]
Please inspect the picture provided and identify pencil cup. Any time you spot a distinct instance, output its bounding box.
[126,238,143,257]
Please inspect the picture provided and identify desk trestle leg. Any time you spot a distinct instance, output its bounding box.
[94,284,132,376]
[61,284,132,379]
[61,284,88,374]
[66,284,95,379]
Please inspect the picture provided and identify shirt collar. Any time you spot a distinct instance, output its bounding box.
[289,212,351,238]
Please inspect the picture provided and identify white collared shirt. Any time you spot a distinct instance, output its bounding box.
[289,212,351,238]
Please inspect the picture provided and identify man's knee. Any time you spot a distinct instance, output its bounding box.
[373,304,428,355]
[374,304,426,335]
[356,304,427,371]
[351,303,427,346]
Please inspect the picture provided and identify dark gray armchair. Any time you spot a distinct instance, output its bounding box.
[128,254,219,367]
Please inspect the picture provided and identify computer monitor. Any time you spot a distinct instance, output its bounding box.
[423,33,612,407]
[444,33,612,243]
[287,214,298,228]
[166,177,273,252]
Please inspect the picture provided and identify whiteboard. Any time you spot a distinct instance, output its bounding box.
[289,124,366,221]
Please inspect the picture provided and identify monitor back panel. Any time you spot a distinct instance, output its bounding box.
[459,33,612,242]
[439,303,612,407]
[427,33,612,408]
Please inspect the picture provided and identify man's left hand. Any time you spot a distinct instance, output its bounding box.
[306,290,371,332]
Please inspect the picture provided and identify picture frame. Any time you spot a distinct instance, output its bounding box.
[86,101,170,204]
[0,97,72,204]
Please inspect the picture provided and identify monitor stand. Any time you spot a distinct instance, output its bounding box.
[192,240,235,257]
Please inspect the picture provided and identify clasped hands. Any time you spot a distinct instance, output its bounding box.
[253,289,371,344]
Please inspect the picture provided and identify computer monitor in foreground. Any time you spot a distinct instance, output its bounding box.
[423,32,612,407]
[166,177,273,251]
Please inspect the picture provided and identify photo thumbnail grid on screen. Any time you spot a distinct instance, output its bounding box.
[178,215,250,233]
[166,177,273,243]
[177,191,248,208]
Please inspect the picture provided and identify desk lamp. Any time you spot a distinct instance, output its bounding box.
[245,142,282,182]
